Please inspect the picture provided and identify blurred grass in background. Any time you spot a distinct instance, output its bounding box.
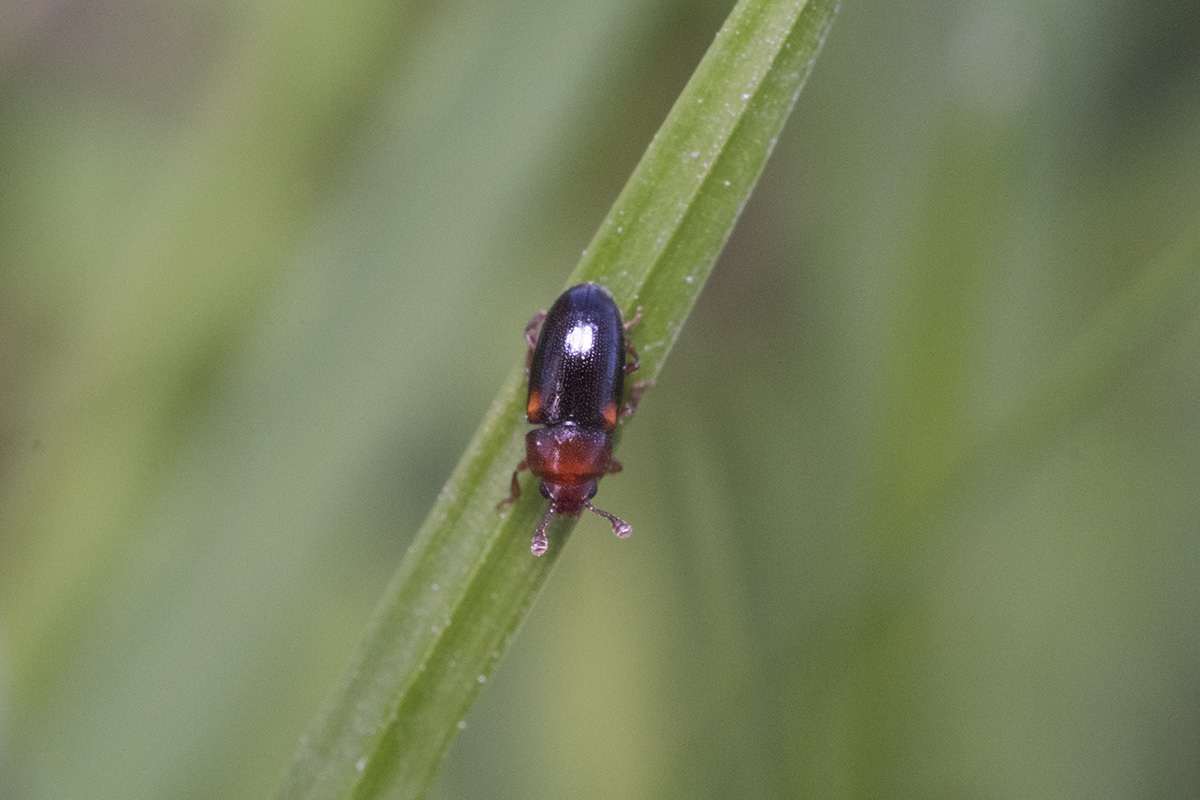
[1,0,1199,798]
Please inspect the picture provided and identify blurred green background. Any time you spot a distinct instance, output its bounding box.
[2,0,1200,798]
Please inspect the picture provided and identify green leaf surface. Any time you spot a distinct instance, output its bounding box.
[275,1,838,797]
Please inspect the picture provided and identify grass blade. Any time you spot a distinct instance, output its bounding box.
[275,1,838,797]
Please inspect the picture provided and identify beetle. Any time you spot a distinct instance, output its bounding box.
[498,282,645,556]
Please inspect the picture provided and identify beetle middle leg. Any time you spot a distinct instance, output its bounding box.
[623,306,643,375]
[496,459,528,511]
[621,380,654,418]
[619,306,651,416]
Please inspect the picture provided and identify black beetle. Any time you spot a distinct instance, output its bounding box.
[498,282,646,555]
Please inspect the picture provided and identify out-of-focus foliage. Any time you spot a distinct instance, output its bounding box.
[0,1,1198,799]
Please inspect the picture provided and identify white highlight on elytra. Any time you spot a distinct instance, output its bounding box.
[564,323,595,354]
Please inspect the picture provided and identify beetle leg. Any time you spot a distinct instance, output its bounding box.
[623,306,643,374]
[606,458,623,475]
[621,381,655,418]
[624,339,641,375]
[495,460,528,511]
[524,311,547,373]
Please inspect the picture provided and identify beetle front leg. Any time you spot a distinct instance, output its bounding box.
[496,460,528,511]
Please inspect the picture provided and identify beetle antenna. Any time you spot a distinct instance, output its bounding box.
[584,501,632,539]
[531,507,555,556]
